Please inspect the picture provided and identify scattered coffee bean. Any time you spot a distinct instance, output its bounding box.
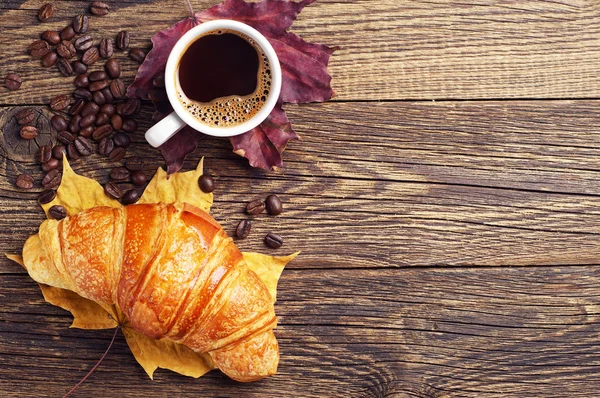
[82,47,99,65]
[79,125,94,138]
[80,113,96,128]
[101,87,114,103]
[38,3,55,22]
[198,174,214,193]
[108,146,126,162]
[99,38,113,58]
[246,199,266,215]
[121,98,138,116]
[30,40,49,57]
[131,170,147,186]
[5,73,22,90]
[110,167,130,181]
[48,205,67,220]
[129,48,146,63]
[89,79,109,92]
[39,145,52,163]
[98,137,114,155]
[121,189,140,205]
[42,168,61,188]
[52,144,66,159]
[57,130,75,144]
[116,31,130,50]
[89,71,107,82]
[41,158,60,172]
[73,15,88,34]
[115,102,124,115]
[69,115,82,133]
[125,156,144,171]
[74,73,89,88]
[104,58,120,78]
[60,25,76,41]
[74,35,93,51]
[90,1,110,16]
[67,143,80,160]
[152,74,165,87]
[94,112,108,126]
[74,136,93,156]
[57,40,76,59]
[41,51,58,67]
[16,174,34,189]
[265,194,283,216]
[50,115,67,132]
[104,181,122,199]
[235,220,252,239]
[122,119,137,132]
[72,61,87,74]
[81,101,100,116]
[264,233,283,249]
[92,90,106,105]
[110,114,122,130]
[73,87,92,101]
[50,94,70,111]
[113,132,131,147]
[16,108,35,125]
[20,125,38,140]
[109,78,125,98]
[92,124,112,140]
[68,98,85,115]
[57,58,73,76]
[38,189,56,204]
[41,30,60,45]
[100,103,115,116]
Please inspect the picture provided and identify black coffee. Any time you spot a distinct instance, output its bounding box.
[176,29,272,128]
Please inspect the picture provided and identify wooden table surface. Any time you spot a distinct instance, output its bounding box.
[2,0,600,397]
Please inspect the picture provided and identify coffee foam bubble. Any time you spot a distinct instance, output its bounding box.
[176,30,272,128]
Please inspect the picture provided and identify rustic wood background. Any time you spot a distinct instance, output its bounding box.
[1,0,600,397]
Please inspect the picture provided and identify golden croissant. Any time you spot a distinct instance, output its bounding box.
[22,202,279,382]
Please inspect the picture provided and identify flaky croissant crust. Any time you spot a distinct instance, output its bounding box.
[23,202,279,382]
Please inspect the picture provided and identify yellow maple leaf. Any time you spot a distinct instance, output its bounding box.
[244,252,299,302]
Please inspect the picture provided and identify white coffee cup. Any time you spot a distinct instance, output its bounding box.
[145,20,282,148]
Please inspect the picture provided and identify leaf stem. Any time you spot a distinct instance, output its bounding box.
[184,0,195,17]
[63,327,120,398]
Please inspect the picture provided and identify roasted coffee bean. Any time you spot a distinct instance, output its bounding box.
[108,146,126,162]
[92,124,112,140]
[121,98,138,116]
[92,90,106,105]
[265,194,283,216]
[74,136,93,156]
[38,3,55,22]
[246,199,266,215]
[122,119,137,132]
[69,115,82,133]
[104,181,122,199]
[41,51,58,67]
[57,130,75,144]
[16,108,35,125]
[80,126,94,138]
[100,103,115,117]
[50,94,70,111]
[115,102,124,116]
[113,132,131,147]
[41,30,60,45]
[20,125,38,140]
[121,189,140,205]
[38,189,56,204]
[67,143,80,160]
[41,158,59,173]
[69,99,85,115]
[72,15,88,34]
[81,101,100,116]
[125,156,144,171]
[50,115,67,132]
[60,25,76,41]
[109,78,125,98]
[104,58,120,78]
[39,145,52,163]
[74,73,89,88]
[152,73,165,88]
[81,47,99,66]
[5,73,22,90]
[52,144,66,159]
[74,35,93,51]
[57,58,73,76]
[89,79,109,92]
[235,220,252,239]
[15,174,34,189]
[29,40,49,57]
[110,114,122,130]
[80,113,96,128]
[73,88,92,101]
[90,1,110,16]
[95,112,109,125]
[198,174,214,193]
[131,170,147,186]
[264,233,283,249]
[98,137,114,155]
[129,48,146,63]
[110,167,130,181]
[116,31,130,50]
[72,61,87,74]
[57,40,76,59]
[48,205,67,220]
[42,169,61,189]
[99,38,113,58]
[148,88,168,102]
[89,71,107,82]
[101,87,114,103]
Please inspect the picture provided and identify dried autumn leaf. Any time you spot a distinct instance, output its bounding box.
[243,251,299,302]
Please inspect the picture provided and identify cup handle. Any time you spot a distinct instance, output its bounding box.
[145,111,186,148]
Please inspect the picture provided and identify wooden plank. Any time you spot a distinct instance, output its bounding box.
[2,266,600,396]
[2,0,600,102]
